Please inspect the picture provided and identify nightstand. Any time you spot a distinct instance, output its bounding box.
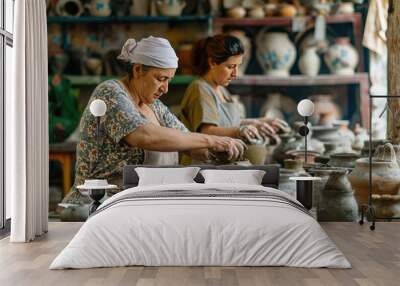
[289,177,321,210]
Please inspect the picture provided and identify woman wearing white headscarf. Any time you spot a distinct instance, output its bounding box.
[63,36,245,205]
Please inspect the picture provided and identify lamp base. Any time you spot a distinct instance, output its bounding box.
[88,189,105,215]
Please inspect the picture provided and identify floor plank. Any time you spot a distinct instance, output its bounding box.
[0,222,399,286]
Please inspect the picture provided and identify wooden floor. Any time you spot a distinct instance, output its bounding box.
[0,222,399,286]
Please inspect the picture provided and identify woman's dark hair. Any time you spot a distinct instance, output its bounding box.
[192,34,244,76]
[119,61,153,80]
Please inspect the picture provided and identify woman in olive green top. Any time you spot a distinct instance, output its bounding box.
[180,34,288,144]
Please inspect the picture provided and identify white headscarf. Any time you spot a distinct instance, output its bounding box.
[117,36,178,68]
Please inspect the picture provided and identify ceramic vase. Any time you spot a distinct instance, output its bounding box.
[256,30,297,77]
[85,0,111,16]
[299,46,320,76]
[318,168,358,221]
[324,37,359,75]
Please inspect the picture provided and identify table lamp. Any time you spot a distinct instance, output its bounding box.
[297,99,315,163]
[77,99,117,215]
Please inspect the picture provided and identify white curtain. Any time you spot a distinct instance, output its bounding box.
[8,0,49,242]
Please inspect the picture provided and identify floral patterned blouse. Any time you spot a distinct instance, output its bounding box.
[74,79,188,190]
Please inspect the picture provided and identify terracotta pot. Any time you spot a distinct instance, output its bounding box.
[348,143,400,208]
[279,3,297,17]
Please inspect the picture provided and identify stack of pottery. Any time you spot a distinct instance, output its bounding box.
[256,29,297,77]
[316,167,358,221]
[348,143,400,214]
[324,37,359,75]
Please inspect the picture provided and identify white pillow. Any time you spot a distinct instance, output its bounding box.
[200,169,266,185]
[135,167,201,186]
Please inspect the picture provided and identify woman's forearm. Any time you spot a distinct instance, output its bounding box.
[199,124,240,138]
[124,123,213,151]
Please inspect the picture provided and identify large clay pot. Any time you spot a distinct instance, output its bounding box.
[348,143,400,208]
[318,168,358,221]
[130,0,150,16]
[324,37,359,75]
[298,46,320,77]
[256,30,297,77]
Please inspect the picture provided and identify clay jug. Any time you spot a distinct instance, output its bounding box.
[318,168,358,221]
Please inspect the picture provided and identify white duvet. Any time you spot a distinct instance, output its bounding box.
[50,183,351,269]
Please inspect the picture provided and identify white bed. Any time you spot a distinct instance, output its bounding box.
[50,182,351,269]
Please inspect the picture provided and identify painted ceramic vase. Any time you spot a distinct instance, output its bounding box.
[256,30,297,76]
[324,37,359,75]
[85,0,112,16]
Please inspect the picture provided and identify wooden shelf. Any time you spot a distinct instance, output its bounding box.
[231,73,369,86]
[48,15,212,24]
[230,73,370,129]
[214,13,362,28]
[65,75,197,86]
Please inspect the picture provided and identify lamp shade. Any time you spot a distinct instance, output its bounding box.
[90,99,107,117]
[297,99,314,117]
